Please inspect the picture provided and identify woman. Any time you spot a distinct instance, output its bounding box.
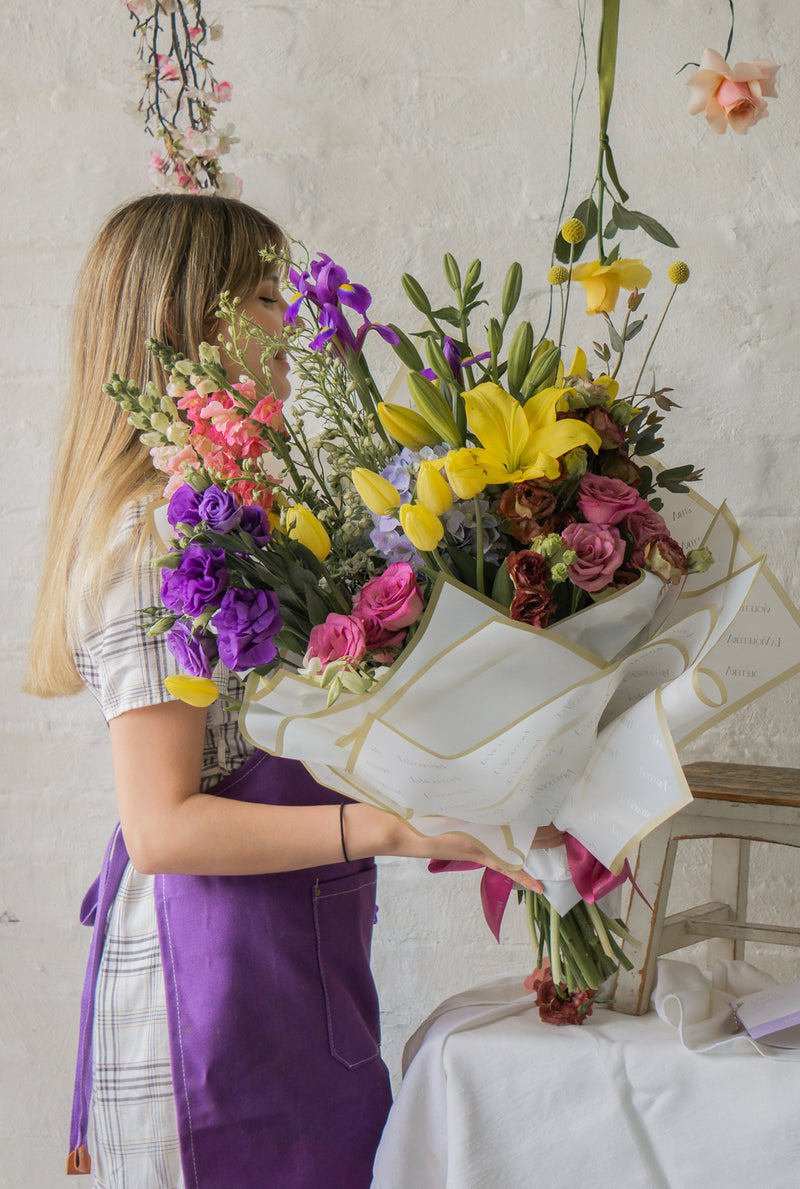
[27,192,556,1188]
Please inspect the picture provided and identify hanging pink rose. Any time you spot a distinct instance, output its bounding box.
[687,49,779,135]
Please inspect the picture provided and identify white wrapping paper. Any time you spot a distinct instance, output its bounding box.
[240,484,800,877]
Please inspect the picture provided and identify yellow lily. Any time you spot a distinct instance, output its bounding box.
[571,258,652,315]
[285,506,331,561]
[164,674,219,708]
[399,503,444,552]
[444,382,602,497]
[415,460,453,516]
[351,468,400,516]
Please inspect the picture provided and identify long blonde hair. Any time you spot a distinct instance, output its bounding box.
[26,193,286,697]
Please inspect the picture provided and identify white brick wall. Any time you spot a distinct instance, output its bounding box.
[3,2,799,1183]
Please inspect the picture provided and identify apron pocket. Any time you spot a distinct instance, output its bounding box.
[312,867,381,1069]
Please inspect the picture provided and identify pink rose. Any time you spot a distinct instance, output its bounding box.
[353,562,423,630]
[577,473,647,526]
[625,505,669,548]
[687,49,779,135]
[306,614,367,670]
[561,522,626,593]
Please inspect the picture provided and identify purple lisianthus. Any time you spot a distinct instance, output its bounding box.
[166,620,219,678]
[167,483,203,530]
[213,587,282,670]
[238,504,272,547]
[161,544,229,616]
[198,485,243,533]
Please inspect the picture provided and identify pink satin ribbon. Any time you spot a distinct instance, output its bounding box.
[429,834,642,940]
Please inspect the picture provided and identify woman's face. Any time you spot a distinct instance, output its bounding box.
[220,271,293,402]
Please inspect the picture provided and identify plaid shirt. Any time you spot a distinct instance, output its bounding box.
[74,503,253,1186]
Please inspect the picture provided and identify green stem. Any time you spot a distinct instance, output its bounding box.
[632,284,677,399]
[525,890,538,953]
[472,496,485,594]
[585,900,616,960]
[549,907,564,986]
[557,242,576,354]
[318,561,351,614]
[610,307,631,378]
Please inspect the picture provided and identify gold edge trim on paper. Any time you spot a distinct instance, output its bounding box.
[608,687,692,874]
[675,660,800,751]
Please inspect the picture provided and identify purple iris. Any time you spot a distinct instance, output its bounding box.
[285,252,398,357]
[213,587,282,671]
[161,544,229,616]
[420,337,491,383]
[166,620,219,678]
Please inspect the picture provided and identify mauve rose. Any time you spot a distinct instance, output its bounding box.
[161,544,229,615]
[644,535,688,585]
[577,473,648,525]
[625,505,669,548]
[353,562,423,629]
[238,504,272,547]
[498,482,557,544]
[198,485,243,532]
[599,450,642,486]
[585,406,625,450]
[213,587,282,670]
[166,620,218,678]
[167,483,203,529]
[506,550,548,591]
[561,522,626,593]
[509,584,555,628]
[306,614,367,669]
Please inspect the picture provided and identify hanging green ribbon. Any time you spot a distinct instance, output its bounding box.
[597,0,628,204]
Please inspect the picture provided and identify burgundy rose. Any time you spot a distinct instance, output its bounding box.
[509,584,555,628]
[598,450,642,486]
[213,587,282,670]
[561,522,625,593]
[198,485,243,533]
[505,550,548,591]
[644,535,689,585]
[532,970,596,1026]
[577,473,648,526]
[498,482,557,544]
[585,406,625,450]
[161,544,229,616]
[352,562,423,630]
[167,483,203,530]
[166,620,219,678]
[625,505,669,548]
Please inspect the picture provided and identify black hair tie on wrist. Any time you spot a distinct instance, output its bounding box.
[339,801,350,863]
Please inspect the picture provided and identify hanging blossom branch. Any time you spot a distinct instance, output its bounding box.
[123,0,242,197]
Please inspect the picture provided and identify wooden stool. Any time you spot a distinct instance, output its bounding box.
[612,761,800,1015]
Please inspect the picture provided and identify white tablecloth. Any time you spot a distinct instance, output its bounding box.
[372,962,800,1189]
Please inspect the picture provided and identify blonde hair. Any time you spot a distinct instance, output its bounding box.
[26,193,286,697]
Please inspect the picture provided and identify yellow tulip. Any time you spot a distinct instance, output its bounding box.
[571,258,652,315]
[399,503,444,552]
[285,506,331,561]
[415,460,453,516]
[377,402,443,450]
[351,468,400,516]
[164,675,219,708]
[443,382,602,496]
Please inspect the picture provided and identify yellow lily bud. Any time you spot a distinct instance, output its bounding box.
[399,502,444,552]
[351,468,400,516]
[377,402,443,450]
[164,675,219,708]
[285,505,331,561]
[415,460,453,516]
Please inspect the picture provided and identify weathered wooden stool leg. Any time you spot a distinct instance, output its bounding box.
[613,821,676,1015]
[708,837,750,964]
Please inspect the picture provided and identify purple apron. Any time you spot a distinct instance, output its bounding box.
[68,751,392,1187]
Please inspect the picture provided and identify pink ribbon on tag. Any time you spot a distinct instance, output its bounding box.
[428,834,647,938]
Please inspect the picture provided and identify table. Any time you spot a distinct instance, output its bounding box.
[371,967,800,1189]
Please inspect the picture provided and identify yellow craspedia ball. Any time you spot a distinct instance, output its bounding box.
[561,218,586,245]
[547,265,570,286]
[668,261,690,285]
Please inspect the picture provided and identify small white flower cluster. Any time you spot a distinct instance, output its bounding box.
[123,0,242,197]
